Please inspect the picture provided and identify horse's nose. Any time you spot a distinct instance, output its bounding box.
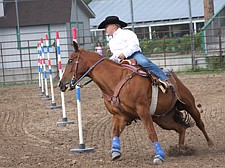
[58,80,61,87]
[58,80,65,92]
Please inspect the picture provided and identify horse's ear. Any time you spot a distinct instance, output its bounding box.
[73,41,79,51]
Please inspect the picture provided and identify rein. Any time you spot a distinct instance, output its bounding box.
[70,56,105,89]
[77,78,93,88]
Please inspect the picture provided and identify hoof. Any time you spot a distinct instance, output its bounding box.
[208,141,214,147]
[153,155,164,165]
[112,152,121,160]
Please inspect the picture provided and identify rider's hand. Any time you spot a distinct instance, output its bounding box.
[118,53,125,60]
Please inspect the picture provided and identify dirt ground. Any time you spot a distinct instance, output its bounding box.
[0,73,225,168]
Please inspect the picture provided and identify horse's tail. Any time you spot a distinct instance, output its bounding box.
[173,108,195,128]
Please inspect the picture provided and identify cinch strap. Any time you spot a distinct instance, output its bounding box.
[150,85,158,115]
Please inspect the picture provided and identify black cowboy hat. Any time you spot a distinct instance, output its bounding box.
[98,16,127,29]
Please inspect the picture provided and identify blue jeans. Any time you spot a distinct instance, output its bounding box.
[129,51,168,81]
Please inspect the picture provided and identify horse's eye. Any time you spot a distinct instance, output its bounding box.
[68,59,73,64]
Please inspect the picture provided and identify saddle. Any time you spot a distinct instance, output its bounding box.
[103,59,175,113]
[120,59,171,93]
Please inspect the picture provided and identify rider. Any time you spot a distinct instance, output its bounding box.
[98,16,172,89]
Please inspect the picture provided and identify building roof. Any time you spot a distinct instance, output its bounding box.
[89,0,225,27]
[0,0,95,28]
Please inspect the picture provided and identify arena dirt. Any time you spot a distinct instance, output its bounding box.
[0,73,225,168]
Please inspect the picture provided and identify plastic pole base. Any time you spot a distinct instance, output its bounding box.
[70,143,94,154]
[42,95,51,101]
[56,117,74,127]
[48,102,62,109]
[38,92,45,97]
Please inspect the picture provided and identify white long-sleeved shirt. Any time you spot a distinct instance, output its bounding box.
[109,28,141,63]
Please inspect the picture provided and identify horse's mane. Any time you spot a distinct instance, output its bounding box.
[80,48,122,67]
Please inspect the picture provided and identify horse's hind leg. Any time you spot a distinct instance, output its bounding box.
[177,94,214,147]
[178,128,186,147]
[184,104,213,147]
[171,73,213,147]
[153,115,187,147]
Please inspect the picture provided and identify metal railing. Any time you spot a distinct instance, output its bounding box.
[0,28,225,84]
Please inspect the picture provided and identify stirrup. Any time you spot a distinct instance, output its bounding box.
[158,79,167,89]
[158,79,173,91]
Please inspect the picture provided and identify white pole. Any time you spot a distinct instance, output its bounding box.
[56,32,66,118]
[46,35,61,109]
[73,28,84,144]
[56,32,74,126]
[70,28,94,153]
[39,44,44,96]
[41,38,50,99]
[37,43,41,90]
[76,85,84,145]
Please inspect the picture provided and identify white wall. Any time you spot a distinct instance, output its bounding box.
[0,0,4,17]
[0,24,71,69]
[71,0,93,50]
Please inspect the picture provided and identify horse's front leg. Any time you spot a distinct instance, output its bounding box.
[111,115,127,160]
[139,110,165,165]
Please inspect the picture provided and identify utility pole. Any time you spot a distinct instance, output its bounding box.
[130,0,134,32]
[15,0,23,68]
[188,0,195,69]
[204,0,214,23]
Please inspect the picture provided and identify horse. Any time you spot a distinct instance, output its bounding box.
[58,41,214,165]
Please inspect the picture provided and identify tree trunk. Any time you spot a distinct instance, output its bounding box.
[204,0,214,23]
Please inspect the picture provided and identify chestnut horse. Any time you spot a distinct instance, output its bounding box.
[59,41,213,165]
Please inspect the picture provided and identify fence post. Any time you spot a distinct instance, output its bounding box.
[0,42,5,84]
[218,29,222,68]
[27,40,33,81]
[53,39,59,80]
[163,37,166,67]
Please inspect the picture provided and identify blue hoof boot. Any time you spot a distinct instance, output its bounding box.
[111,136,121,160]
[153,142,165,164]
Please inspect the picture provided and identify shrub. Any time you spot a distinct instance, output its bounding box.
[140,32,202,55]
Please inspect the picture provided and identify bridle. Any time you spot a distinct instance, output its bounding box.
[69,51,105,89]
[72,50,81,83]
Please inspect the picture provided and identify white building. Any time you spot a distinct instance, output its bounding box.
[0,0,95,82]
[89,0,225,39]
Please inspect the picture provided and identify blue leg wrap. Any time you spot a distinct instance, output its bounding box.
[112,136,121,153]
[154,142,165,160]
